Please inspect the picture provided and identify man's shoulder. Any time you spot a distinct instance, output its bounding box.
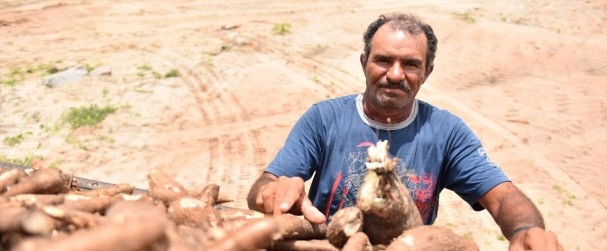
[416,99,463,123]
[418,100,454,115]
[312,94,359,109]
[315,94,358,104]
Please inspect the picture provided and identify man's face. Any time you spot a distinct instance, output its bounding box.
[361,24,432,113]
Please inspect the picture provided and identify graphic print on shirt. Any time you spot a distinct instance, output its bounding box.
[477,146,498,167]
[329,142,438,222]
[404,172,436,222]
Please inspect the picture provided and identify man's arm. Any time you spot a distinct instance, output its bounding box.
[479,182,563,250]
[247,172,326,224]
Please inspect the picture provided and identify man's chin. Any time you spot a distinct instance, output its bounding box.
[376,98,407,110]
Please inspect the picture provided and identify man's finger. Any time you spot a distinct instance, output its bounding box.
[300,196,326,224]
[277,180,305,213]
[508,231,527,251]
[260,184,275,214]
[523,228,548,251]
[544,231,561,251]
[273,179,289,215]
[508,240,525,251]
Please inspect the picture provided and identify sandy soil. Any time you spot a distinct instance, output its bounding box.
[1,0,606,249]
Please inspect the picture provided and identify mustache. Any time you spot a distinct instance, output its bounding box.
[378,80,411,92]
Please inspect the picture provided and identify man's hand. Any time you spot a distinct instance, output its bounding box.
[247,173,326,224]
[509,227,563,251]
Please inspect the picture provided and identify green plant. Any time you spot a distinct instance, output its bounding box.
[63,104,117,129]
[537,197,545,205]
[34,62,58,76]
[1,62,60,86]
[65,136,89,150]
[452,11,476,23]
[83,63,99,73]
[137,64,153,71]
[164,68,179,78]
[310,75,321,84]
[0,154,42,166]
[152,71,162,79]
[203,55,214,66]
[221,44,233,52]
[136,64,153,77]
[48,160,63,169]
[272,22,292,35]
[552,184,577,206]
[1,76,20,86]
[1,67,25,86]
[3,132,32,146]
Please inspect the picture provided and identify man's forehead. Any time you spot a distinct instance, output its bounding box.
[371,25,428,48]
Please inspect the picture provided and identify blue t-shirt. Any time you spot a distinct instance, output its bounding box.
[266,94,509,224]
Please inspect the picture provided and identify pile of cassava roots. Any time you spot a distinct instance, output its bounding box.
[0,141,478,251]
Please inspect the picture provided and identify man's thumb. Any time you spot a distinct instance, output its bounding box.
[300,197,326,224]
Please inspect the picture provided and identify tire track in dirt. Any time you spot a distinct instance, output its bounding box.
[146,51,270,204]
[158,51,250,125]
[133,1,374,203]
[425,83,607,250]
[521,80,607,208]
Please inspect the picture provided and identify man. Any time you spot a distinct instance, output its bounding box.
[247,13,562,250]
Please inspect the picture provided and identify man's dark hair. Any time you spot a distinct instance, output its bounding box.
[363,13,438,68]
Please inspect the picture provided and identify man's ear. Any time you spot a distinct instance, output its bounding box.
[422,64,434,84]
[360,53,367,69]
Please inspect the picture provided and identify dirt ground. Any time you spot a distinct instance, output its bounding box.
[1,0,606,250]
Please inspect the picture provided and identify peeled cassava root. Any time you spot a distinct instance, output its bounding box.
[328,140,479,250]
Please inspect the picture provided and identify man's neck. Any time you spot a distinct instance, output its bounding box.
[362,99,413,124]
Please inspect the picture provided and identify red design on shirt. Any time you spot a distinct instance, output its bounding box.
[406,172,436,222]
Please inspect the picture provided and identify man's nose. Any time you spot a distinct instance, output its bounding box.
[386,62,405,83]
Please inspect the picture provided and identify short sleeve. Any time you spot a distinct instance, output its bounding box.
[444,120,510,210]
[265,105,323,181]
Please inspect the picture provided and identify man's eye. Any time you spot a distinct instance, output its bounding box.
[376,58,389,64]
[405,62,420,68]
